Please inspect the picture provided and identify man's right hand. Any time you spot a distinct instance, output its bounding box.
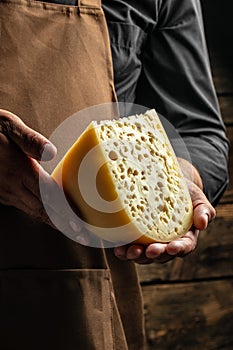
[0,109,86,242]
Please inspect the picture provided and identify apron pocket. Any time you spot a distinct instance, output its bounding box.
[0,269,116,350]
[107,22,147,102]
[107,21,146,76]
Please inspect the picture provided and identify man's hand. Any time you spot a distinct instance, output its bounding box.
[0,109,57,221]
[0,109,84,240]
[114,159,216,264]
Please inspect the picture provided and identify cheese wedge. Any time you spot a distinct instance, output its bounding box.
[52,109,193,244]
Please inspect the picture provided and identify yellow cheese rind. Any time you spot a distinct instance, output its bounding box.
[52,109,193,244]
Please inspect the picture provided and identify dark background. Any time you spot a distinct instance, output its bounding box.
[137,1,233,349]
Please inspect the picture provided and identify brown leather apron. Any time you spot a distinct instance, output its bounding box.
[0,0,146,349]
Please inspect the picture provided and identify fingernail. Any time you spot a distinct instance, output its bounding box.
[114,247,123,256]
[114,247,126,259]
[42,143,57,161]
[69,220,81,233]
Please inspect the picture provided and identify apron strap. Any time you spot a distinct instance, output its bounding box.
[78,0,102,7]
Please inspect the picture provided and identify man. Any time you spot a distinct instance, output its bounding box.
[0,0,228,349]
[103,0,227,263]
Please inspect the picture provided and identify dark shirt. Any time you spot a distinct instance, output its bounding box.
[39,0,229,205]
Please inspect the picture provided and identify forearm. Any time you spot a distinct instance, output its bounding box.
[134,0,229,205]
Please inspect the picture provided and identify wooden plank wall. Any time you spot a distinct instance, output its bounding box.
[137,1,233,349]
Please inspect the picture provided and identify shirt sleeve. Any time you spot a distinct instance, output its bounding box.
[135,0,229,206]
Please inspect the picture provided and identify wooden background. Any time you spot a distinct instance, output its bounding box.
[137,1,233,349]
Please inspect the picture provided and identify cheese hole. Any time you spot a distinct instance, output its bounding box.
[118,164,124,173]
[127,168,132,176]
[137,205,145,212]
[172,215,177,222]
[135,122,142,130]
[150,149,155,156]
[138,154,143,162]
[108,151,118,161]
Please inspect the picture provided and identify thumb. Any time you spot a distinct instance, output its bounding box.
[191,187,216,231]
[0,109,57,161]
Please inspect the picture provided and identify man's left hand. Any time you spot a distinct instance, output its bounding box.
[114,160,216,264]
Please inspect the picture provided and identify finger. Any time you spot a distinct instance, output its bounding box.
[188,181,216,230]
[9,181,87,243]
[166,229,199,256]
[20,158,41,199]
[140,253,174,264]
[193,203,216,230]
[114,244,154,264]
[140,243,174,264]
[22,158,56,200]
[39,170,85,234]
[145,243,167,259]
[17,157,84,235]
[39,173,83,229]
[115,244,166,264]
[125,245,145,260]
[114,245,131,260]
[135,250,174,264]
[25,166,84,234]
[0,109,57,160]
